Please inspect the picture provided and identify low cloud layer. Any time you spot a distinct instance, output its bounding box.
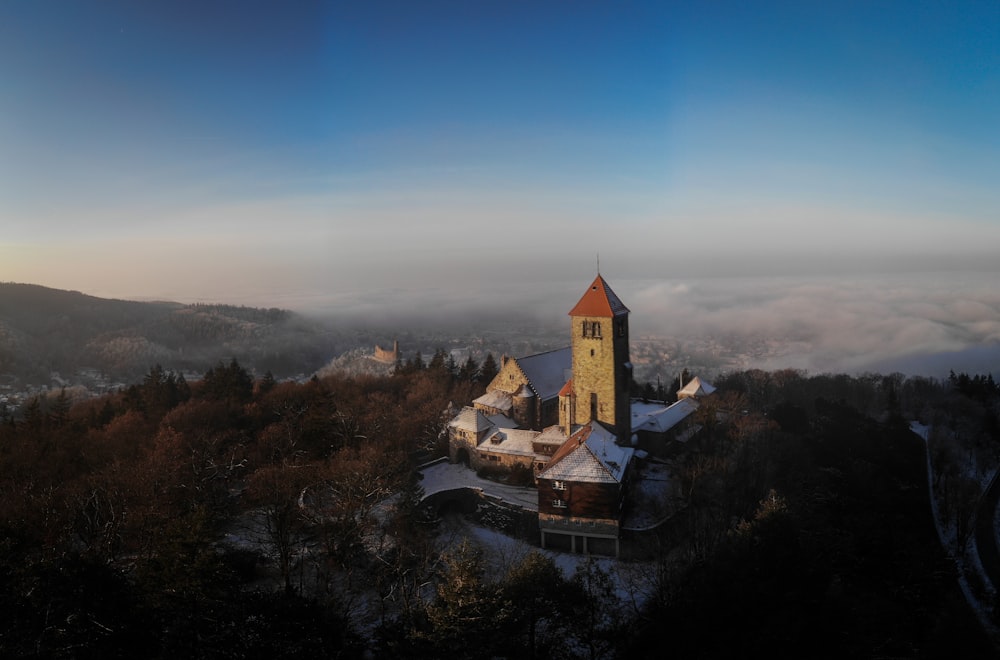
[293,270,1000,379]
[625,272,1000,377]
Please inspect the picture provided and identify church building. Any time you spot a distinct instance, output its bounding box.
[446,274,710,556]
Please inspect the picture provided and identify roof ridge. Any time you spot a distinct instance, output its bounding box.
[517,346,572,359]
[586,421,620,479]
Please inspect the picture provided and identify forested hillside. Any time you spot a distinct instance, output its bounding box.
[0,283,337,384]
[1,357,998,657]
[627,369,1000,658]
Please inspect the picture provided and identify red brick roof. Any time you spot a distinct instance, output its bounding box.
[568,274,630,318]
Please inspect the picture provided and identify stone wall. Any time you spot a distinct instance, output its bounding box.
[571,316,619,428]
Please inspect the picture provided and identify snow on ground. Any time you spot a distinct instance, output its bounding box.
[623,458,682,530]
[437,507,657,611]
[418,459,539,510]
[418,455,681,525]
[912,421,1000,642]
[418,457,670,609]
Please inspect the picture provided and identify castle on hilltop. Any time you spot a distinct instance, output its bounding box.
[447,274,712,557]
[372,340,400,365]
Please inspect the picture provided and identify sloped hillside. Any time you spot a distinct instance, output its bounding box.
[0,283,337,384]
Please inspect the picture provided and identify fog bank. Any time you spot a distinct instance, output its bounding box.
[295,270,1000,379]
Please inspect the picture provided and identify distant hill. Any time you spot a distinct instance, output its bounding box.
[0,283,339,386]
[316,346,397,378]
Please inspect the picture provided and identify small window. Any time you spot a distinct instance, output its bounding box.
[592,322,601,338]
[582,322,590,338]
[552,499,568,509]
[553,480,567,491]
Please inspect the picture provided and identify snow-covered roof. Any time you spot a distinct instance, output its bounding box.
[537,425,570,445]
[448,406,494,433]
[480,428,541,457]
[568,274,630,318]
[678,376,716,399]
[486,412,518,429]
[474,389,513,412]
[540,423,633,484]
[631,397,699,434]
[515,347,572,400]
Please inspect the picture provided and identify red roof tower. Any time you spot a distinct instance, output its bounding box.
[568,274,630,318]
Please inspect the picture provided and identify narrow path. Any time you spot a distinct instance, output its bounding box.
[974,468,1000,594]
[914,421,999,645]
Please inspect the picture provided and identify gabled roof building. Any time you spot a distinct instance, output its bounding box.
[446,273,712,556]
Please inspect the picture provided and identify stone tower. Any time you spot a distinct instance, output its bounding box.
[562,274,632,442]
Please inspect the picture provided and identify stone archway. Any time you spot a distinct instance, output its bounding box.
[455,447,470,466]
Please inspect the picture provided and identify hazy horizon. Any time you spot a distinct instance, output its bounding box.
[10,268,997,383]
[2,3,998,380]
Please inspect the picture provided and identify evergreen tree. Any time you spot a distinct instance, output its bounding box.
[479,353,499,384]
[428,349,447,373]
[417,540,502,655]
[202,358,253,403]
[258,370,277,395]
[48,388,71,428]
[496,552,576,659]
[20,396,44,435]
[458,356,479,383]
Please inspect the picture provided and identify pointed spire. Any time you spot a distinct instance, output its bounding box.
[568,274,630,318]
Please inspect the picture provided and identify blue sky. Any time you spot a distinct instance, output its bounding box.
[2,1,999,306]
